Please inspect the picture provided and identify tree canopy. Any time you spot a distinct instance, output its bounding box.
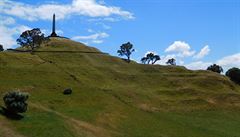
[0,44,3,52]
[16,28,45,51]
[207,64,223,73]
[141,52,160,64]
[117,42,135,63]
[166,58,176,66]
[226,67,240,84]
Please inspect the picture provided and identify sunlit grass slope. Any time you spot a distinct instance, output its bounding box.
[0,37,240,137]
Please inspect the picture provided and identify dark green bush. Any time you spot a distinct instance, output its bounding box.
[207,64,223,73]
[226,67,240,84]
[63,88,72,95]
[0,44,3,52]
[3,91,29,114]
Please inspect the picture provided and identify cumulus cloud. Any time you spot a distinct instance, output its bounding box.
[216,53,240,69]
[185,61,212,70]
[0,16,31,49]
[185,53,240,71]
[0,16,15,25]
[72,32,109,44]
[194,45,210,59]
[165,41,195,57]
[0,0,134,21]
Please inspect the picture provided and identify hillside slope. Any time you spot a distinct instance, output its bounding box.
[1,37,240,137]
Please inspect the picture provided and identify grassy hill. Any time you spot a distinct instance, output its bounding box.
[0,37,240,137]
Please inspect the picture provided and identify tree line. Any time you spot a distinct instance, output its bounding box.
[117,42,176,65]
[117,42,240,84]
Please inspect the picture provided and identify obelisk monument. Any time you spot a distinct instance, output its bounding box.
[50,14,57,37]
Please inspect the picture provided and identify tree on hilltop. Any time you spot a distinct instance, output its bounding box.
[17,28,45,51]
[117,42,135,63]
[166,58,176,66]
[226,67,240,84]
[141,57,148,64]
[0,44,4,52]
[207,64,223,73]
[141,52,160,65]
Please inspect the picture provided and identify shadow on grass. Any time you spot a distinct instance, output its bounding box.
[0,106,24,120]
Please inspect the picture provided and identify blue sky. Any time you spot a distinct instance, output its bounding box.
[0,0,239,70]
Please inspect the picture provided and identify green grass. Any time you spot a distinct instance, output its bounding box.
[0,37,240,137]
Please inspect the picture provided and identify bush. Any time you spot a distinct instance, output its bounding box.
[63,88,72,95]
[3,91,29,114]
[226,67,240,84]
[0,44,3,52]
[207,64,223,73]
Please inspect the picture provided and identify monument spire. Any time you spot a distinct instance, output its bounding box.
[50,14,57,37]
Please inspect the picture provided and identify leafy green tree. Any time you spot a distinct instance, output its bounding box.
[141,52,160,64]
[226,67,240,84]
[16,28,45,51]
[207,64,223,73]
[117,42,135,63]
[3,91,29,114]
[141,57,148,64]
[166,58,176,66]
[0,44,3,52]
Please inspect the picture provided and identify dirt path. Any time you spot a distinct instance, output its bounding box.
[0,117,25,137]
[30,103,118,137]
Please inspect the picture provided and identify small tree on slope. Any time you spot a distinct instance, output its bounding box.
[117,42,135,63]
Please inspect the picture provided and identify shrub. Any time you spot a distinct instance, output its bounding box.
[63,88,72,95]
[207,64,223,73]
[3,91,29,114]
[0,44,4,51]
[226,67,240,84]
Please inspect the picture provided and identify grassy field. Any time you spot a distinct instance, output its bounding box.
[0,37,240,137]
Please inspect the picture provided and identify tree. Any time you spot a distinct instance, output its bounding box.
[117,42,135,63]
[3,91,29,114]
[141,52,160,65]
[141,57,148,64]
[16,28,45,51]
[207,64,223,73]
[166,58,176,66]
[0,44,4,51]
[147,53,160,64]
[226,67,240,84]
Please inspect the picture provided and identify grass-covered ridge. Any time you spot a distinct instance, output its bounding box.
[1,37,240,137]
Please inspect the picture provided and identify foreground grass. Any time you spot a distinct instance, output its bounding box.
[0,38,240,137]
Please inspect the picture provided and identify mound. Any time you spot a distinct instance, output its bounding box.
[0,38,240,137]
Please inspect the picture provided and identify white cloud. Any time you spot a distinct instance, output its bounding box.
[0,0,134,21]
[72,32,109,44]
[165,41,195,57]
[0,16,31,49]
[0,16,15,25]
[185,61,212,70]
[216,53,240,69]
[194,45,210,59]
[185,53,240,71]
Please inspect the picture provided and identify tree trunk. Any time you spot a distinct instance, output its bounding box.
[127,56,130,63]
